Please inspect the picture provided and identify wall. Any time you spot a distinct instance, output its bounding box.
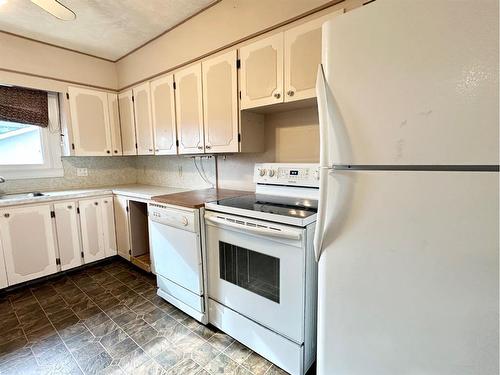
[116,0,361,191]
[217,107,320,191]
[116,0,336,88]
[0,32,117,91]
[0,157,137,195]
[135,155,216,190]
[1,0,360,194]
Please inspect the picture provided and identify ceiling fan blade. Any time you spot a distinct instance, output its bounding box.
[31,0,76,21]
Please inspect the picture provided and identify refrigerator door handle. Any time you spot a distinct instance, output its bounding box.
[316,64,330,169]
[314,166,330,261]
[314,65,331,261]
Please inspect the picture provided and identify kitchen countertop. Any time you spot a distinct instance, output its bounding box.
[0,184,187,208]
[152,188,251,209]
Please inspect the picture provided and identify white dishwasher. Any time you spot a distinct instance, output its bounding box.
[149,202,207,323]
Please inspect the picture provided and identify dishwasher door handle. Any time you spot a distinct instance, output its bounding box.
[205,215,302,241]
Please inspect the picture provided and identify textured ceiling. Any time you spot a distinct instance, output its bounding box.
[0,0,216,60]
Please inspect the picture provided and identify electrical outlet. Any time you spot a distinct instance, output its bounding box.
[76,168,88,177]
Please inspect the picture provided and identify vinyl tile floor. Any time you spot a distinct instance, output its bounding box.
[0,258,290,375]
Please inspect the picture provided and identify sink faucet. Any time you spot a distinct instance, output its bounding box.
[0,176,5,183]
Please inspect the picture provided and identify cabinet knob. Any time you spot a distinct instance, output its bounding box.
[114,150,118,154]
[287,90,295,97]
[155,149,159,152]
[104,200,108,204]
[149,148,153,152]
[205,145,211,150]
[274,92,281,99]
[3,213,9,218]
[94,202,99,206]
[106,150,111,154]
[67,205,72,209]
[197,146,203,150]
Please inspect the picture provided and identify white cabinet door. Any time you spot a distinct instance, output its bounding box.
[202,50,239,153]
[284,12,343,102]
[68,87,112,156]
[0,205,58,285]
[79,199,106,263]
[175,63,205,154]
[101,197,117,257]
[54,201,82,271]
[118,90,137,155]
[240,33,284,109]
[114,196,130,260]
[107,93,123,155]
[133,82,154,155]
[0,234,9,288]
[151,75,177,155]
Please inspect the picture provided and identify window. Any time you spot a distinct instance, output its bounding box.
[0,122,44,165]
[0,91,63,179]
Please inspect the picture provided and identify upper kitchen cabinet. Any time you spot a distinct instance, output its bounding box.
[150,75,177,155]
[284,11,343,102]
[175,63,205,154]
[240,12,343,110]
[202,50,239,153]
[240,33,284,109]
[107,93,123,155]
[133,83,155,155]
[118,90,137,155]
[67,86,113,156]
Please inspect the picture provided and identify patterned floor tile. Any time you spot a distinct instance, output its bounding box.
[165,358,200,375]
[208,332,235,352]
[108,337,139,360]
[224,341,252,364]
[204,353,239,375]
[241,352,273,375]
[0,259,287,375]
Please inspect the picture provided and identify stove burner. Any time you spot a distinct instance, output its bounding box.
[213,194,317,219]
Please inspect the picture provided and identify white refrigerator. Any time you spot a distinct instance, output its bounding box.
[314,1,499,374]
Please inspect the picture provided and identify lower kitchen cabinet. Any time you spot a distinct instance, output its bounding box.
[0,234,8,289]
[101,197,117,257]
[114,195,152,272]
[54,201,82,271]
[114,195,131,260]
[79,197,116,263]
[0,204,59,285]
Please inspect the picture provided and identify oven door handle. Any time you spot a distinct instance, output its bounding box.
[205,215,302,241]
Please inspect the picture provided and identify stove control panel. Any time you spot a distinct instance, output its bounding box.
[254,163,320,187]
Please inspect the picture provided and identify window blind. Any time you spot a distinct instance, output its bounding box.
[0,85,49,128]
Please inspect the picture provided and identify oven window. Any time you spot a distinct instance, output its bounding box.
[219,241,280,303]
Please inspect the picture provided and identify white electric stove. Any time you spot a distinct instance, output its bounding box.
[204,163,319,375]
[205,163,319,226]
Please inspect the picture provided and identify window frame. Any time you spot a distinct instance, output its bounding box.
[0,93,63,179]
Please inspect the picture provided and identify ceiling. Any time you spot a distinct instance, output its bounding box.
[0,0,217,61]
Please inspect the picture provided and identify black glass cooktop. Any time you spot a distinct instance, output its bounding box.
[214,194,317,219]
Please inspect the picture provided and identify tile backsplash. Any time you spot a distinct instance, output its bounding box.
[0,155,216,195]
[136,155,215,190]
[0,106,319,195]
[0,157,137,194]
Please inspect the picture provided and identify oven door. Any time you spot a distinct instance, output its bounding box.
[205,211,306,343]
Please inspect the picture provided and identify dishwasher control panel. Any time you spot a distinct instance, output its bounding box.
[149,203,199,233]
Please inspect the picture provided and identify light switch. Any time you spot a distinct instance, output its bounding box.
[77,168,88,177]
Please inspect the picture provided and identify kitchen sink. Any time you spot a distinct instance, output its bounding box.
[0,192,46,200]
